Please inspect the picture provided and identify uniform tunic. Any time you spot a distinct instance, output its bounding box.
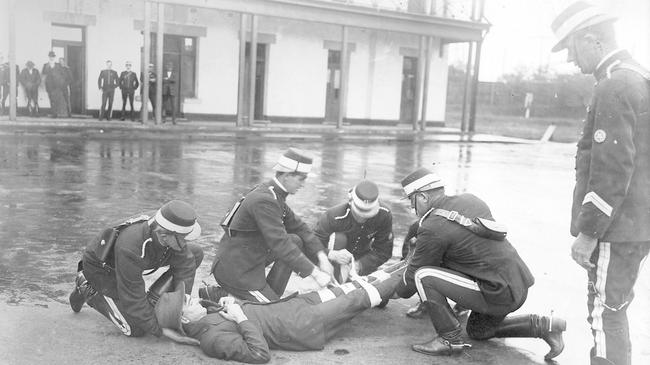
[82,220,199,337]
[213,179,323,291]
[313,202,393,273]
[396,193,534,308]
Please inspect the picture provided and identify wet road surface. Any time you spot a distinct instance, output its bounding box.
[0,136,648,364]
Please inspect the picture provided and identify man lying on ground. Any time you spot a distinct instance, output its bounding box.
[153,261,407,363]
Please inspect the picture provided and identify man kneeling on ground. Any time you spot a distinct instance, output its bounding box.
[155,262,407,363]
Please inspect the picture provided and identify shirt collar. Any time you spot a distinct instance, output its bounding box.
[272,177,288,193]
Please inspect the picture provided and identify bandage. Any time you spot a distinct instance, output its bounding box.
[354,277,382,307]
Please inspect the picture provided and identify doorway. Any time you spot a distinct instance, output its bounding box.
[243,42,267,121]
[51,24,85,115]
[400,56,418,123]
[150,34,197,116]
[324,50,341,123]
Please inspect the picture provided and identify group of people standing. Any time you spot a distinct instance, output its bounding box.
[97,60,177,123]
[0,50,71,117]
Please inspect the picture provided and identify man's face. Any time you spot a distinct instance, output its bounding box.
[106,61,112,69]
[350,208,370,224]
[281,173,308,194]
[154,227,187,252]
[409,192,428,217]
[125,64,131,71]
[566,34,600,74]
[49,56,56,63]
[166,63,173,72]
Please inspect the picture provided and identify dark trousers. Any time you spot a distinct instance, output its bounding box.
[82,243,203,337]
[587,241,650,365]
[121,90,135,119]
[215,234,305,303]
[163,94,176,122]
[62,87,71,116]
[100,90,115,120]
[414,266,521,335]
[1,84,16,113]
[25,88,39,115]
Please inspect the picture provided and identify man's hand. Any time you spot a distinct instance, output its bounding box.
[571,232,597,270]
[311,267,332,288]
[219,302,248,324]
[161,328,200,346]
[328,249,353,265]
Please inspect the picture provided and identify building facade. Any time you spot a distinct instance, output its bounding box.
[1,0,486,126]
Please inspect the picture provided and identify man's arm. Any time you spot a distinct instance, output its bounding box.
[395,227,445,298]
[252,198,316,278]
[97,71,103,90]
[200,305,271,364]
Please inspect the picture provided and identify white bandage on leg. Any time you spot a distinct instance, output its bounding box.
[317,288,337,303]
[355,278,382,307]
[340,282,356,294]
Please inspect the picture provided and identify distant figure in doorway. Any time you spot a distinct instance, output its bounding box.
[140,63,156,122]
[119,61,139,121]
[59,57,73,117]
[19,61,41,116]
[97,60,119,121]
[0,54,19,115]
[162,62,177,124]
[41,51,68,118]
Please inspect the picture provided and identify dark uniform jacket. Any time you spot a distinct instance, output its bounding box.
[162,70,177,96]
[213,179,323,290]
[140,71,157,95]
[571,50,650,242]
[19,68,40,91]
[313,202,393,272]
[41,63,66,92]
[0,63,19,86]
[82,220,198,337]
[396,194,534,308]
[119,71,139,91]
[97,69,119,91]
[184,296,329,363]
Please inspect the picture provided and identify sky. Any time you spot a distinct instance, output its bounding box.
[449,0,650,81]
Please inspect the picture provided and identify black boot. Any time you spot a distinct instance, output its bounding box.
[69,271,96,313]
[493,314,566,360]
[146,269,174,307]
[412,301,470,356]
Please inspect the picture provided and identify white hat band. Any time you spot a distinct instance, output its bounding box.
[554,7,602,43]
[155,209,194,234]
[403,174,443,196]
[351,188,379,211]
[275,154,312,173]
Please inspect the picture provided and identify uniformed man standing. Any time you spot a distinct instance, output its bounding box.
[313,179,393,282]
[97,59,119,120]
[395,168,566,361]
[68,200,204,340]
[210,148,334,302]
[551,2,650,365]
[119,61,139,121]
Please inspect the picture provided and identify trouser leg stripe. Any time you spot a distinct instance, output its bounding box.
[104,296,132,336]
[591,241,610,358]
[414,268,480,302]
[249,290,271,303]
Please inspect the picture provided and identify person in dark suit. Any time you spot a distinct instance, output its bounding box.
[162,62,177,124]
[97,60,119,121]
[139,63,156,121]
[0,55,20,115]
[19,61,41,116]
[41,51,67,118]
[59,58,73,117]
[119,61,139,121]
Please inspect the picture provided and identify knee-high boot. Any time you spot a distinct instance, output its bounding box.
[493,314,566,360]
[146,269,174,307]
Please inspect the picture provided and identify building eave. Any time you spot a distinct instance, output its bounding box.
[153,0,489,42]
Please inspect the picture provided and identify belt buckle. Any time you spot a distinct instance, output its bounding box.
[446,211,458,221]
